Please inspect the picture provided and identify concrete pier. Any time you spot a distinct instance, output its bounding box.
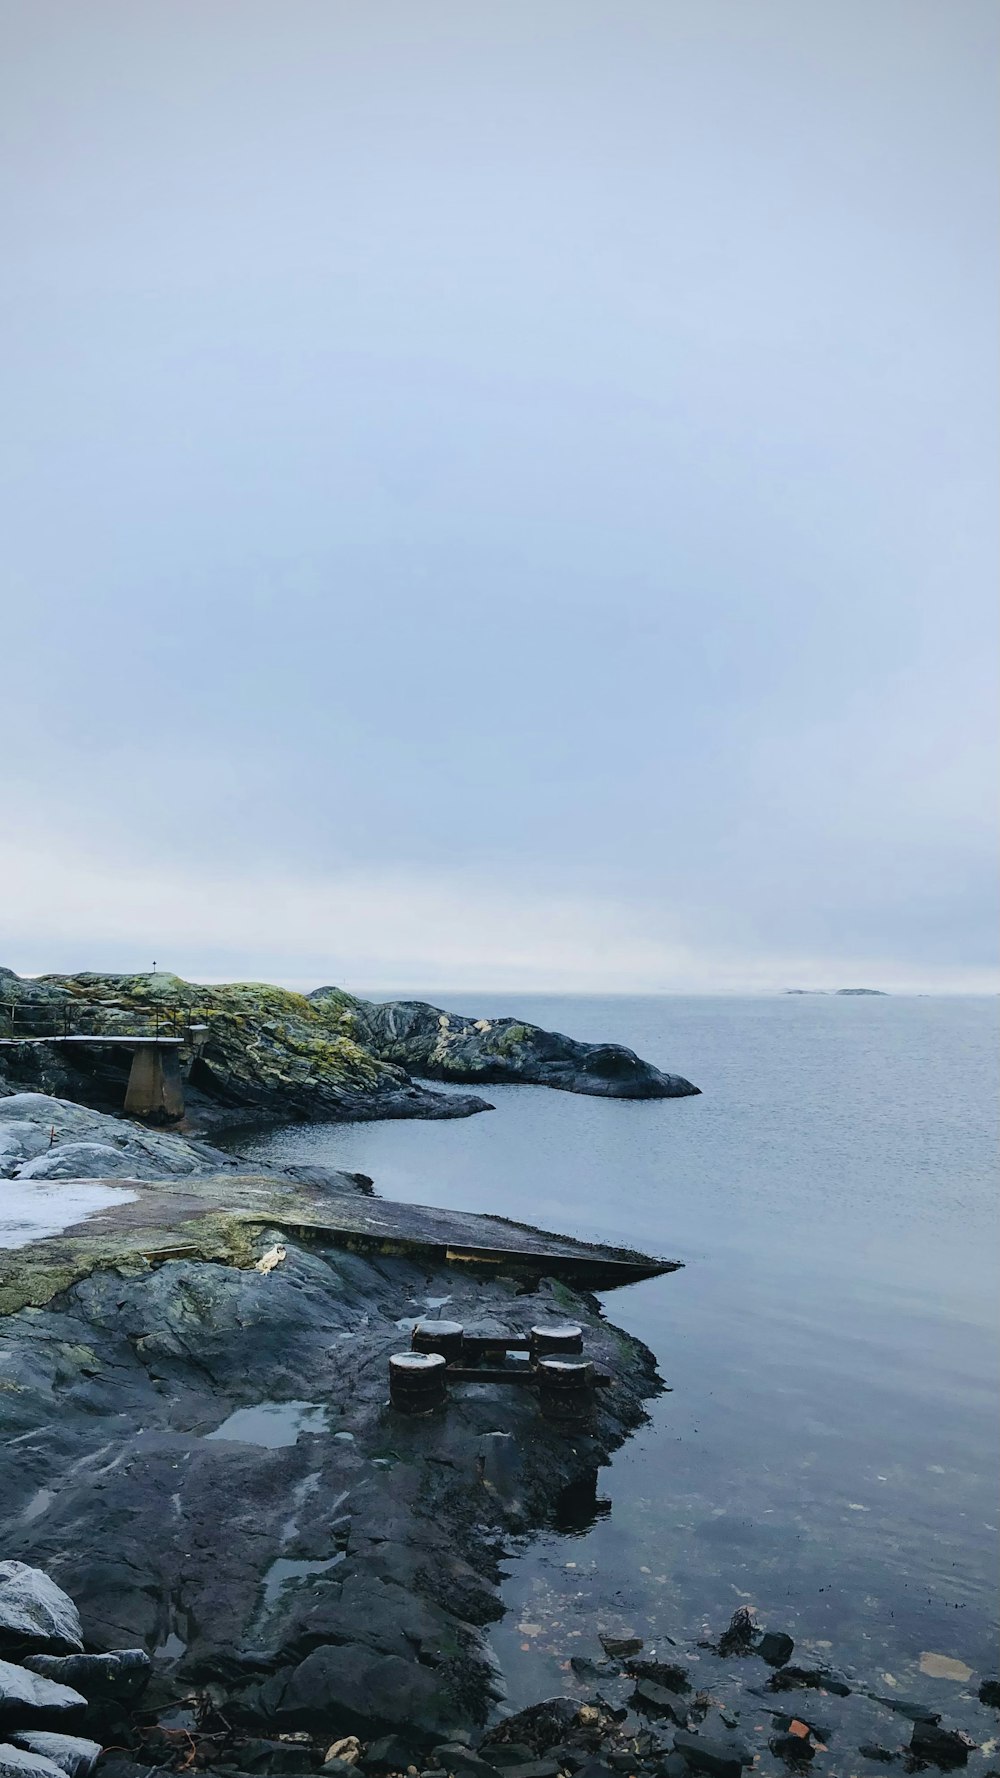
[123,1042,185,1122]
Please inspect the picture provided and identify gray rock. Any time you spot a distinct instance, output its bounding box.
[0,1567,83,1656]
[233,1740,319,1775]
[364,1737,418,1773]
[599,1636,644,1660]
[8,1735,101,1778]
[309,991,700,1102]
[632,1680,684,1719]
[909,1722,974,1769]
[757,1632,794,1667]
[873,1697,939,1725]
[0,1123,49,1175]
[767,1665,851,1698]
[0,1746,69,1778]
[321,1764,361,1778]
[671,1731,751,1777]
[480,1749,534,1769]
[429,1750,496,1778]
[21,1652,149,1703]
[0,1659,86,1723]
[768,1733,813,1764]
[15,1143,138,1181]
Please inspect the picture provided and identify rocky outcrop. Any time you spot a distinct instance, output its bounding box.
[308,992,700,1100]
[0,973,491,1126]
[0,1206,662,1742]
[1,971,698,1124]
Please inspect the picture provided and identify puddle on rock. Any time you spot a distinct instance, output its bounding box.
[260,1553,346,1614]
[205,1401,328,1448]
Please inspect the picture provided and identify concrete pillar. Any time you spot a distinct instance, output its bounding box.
[124,1043,185,1123]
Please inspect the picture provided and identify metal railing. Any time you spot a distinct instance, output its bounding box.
[0,999,216,1042]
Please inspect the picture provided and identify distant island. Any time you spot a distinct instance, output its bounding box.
[785,988,889,996]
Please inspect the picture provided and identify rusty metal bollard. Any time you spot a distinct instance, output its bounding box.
[411,1319,465,1362]
[536,1358,595,1426]
[530,1322,583,1359]
[389,1351,449,1413]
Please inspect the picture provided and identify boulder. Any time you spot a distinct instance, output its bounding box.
[21,1652,150,1703]
[0,1747,69,1778]
[8,1735,101,1778]
[0,1568,83,1657]
[15,1144,137,1181]
[0,1660,86,1725]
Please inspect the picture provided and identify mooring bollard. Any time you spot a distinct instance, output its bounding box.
[537,1357,595,1425]
[389,1351,449,1413]
[411,1319,465,1362]
[530,1322,584,1359]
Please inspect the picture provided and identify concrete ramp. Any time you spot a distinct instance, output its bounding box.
[0,1170,680,1313]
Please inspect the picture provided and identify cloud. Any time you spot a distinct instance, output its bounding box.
[1,816,994,995]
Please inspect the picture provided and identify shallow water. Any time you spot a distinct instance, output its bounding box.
[205,1400,329,1447]
[222,994,999,1700]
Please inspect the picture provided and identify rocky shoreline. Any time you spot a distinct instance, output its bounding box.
[2,1084,995,1778]
[0,972,698,1130]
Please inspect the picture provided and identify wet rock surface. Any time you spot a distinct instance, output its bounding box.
[0,1211,661,1742]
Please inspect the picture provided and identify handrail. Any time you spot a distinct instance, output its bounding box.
[0,999,220,1041]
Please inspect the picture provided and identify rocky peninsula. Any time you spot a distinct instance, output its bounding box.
[0,972,698,1130]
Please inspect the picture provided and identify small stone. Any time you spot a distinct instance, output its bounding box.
[670,1730,751,1777]
[238,1739,319,1774]
[757,1633,795,1668]
[632,1681,683,1720]
[502,1764,562,1778]
[9,1736,100,1778]
[0,1569,83,1658]
[429,1751,496,1778]
[874,1698,941,1725]
[767,1665,851,1698]
[768,1734,814,1765]
[607,1759,635,1774]
[909,1722,975,1769]
[658,1760,687,1778]
[325,1741,362,1768]
[365,1737,416,1774]
[600,1637,644,1661]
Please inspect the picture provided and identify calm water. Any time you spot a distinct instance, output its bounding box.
[223,995,999,1699]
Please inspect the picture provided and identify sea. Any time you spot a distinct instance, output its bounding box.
[222,993,999,1703]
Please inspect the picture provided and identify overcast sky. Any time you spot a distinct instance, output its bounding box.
[1,1,996,993]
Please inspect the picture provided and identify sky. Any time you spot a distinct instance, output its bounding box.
[1,1,997,994]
